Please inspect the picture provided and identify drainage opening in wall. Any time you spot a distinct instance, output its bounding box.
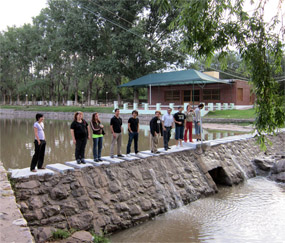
[208,167,232,186]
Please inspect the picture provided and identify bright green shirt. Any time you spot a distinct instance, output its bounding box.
[92,134,103,139]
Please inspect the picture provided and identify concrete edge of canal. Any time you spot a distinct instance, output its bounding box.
[0,162,34,243]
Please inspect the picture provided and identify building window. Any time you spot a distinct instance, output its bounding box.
[184,90,191,102]
[203,89,220,100]
[183,90,200,102]
[165,90,180,102]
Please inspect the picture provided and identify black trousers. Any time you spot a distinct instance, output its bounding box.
[30,140,46,170]
[75,138,87,160]
[163,127,172,149]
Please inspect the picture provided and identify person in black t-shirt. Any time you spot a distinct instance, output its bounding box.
[70,111,90,164]
[174,106,186,147]
[126,110,139,155]
[149,111,163,153]
[110,108,124,158]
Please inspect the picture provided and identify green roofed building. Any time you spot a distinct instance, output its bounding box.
[120,69,254,106]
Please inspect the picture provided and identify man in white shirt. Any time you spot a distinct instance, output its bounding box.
[162,108,174,151]
[194,103,204,141]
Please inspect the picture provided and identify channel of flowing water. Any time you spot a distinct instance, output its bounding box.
[110,177,285,242]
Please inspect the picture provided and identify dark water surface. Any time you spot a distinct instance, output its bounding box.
[110,177,285,243]
[0,118,245,169]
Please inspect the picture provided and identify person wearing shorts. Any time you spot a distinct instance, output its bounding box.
[173,106,186,147]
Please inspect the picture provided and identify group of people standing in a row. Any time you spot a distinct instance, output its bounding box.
[30,104,204,171]
[150,103,204,153]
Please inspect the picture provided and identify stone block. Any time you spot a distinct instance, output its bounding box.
[69,230,94,243]
[69,212,94,230]
[46,163,74,173]
[59,203,79,216]
[101,156,124,163]
[129,205,141,216]
[140,199,152,211]
[16,180,41,189]
[130,152,152,158]
[50,186,70,200]
[65,161,94,169]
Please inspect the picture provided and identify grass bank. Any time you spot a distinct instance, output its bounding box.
[0,105,114,113]
[205,109,255,119]
[1,105,256,119]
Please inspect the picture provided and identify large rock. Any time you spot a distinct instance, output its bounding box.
[64,230,94,243]
[253,157,274,171]
[69,212,94,230]
[270,172,285,182]
[31,226,56,243]
[271,159,285,174]
[50,186,70,200]
[270,159,285,182]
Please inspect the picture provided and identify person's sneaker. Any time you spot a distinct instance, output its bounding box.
[94,159,99,162]
[118,154,124,157]
[167,147,171,149]
[110,155,114,158]
[98,158,103,162]
[135,151,140,154]
[155,151,161,154]
[164,148,168,151]
[76,159,81,164]
[81,159,86,164]
[31,169,37,172]
[151,150,154,153]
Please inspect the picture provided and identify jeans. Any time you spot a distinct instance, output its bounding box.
[194,121,201,135]
[30,140,46,170]
[163,127,172,149]
[75,138,87,160]
[184,122,193,142]
[126,132,139,154]
[93,137,103,159]
[175,126,184,140]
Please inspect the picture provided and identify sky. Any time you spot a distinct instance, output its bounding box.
[0,0,47,31]
[0,0,284,37]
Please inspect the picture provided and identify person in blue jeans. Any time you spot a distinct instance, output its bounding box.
[126,110,139,155]
[90,112,104,162]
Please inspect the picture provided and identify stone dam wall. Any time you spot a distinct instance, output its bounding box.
[9,132,285,242]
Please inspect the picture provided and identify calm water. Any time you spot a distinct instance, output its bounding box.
[110,177,285,243]
[0,118,245,169]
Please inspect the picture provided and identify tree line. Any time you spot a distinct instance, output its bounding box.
[0,0,187,105]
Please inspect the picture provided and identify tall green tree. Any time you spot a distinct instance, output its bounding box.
[157,0,285,148]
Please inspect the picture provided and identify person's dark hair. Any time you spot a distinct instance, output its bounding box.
[186,104,191,110]
[115,108,120,112]
[73,111,82,121]
[198,103,204,108]
[132,110,138,115]
[35,113,44,121]
[92,112,101,123]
